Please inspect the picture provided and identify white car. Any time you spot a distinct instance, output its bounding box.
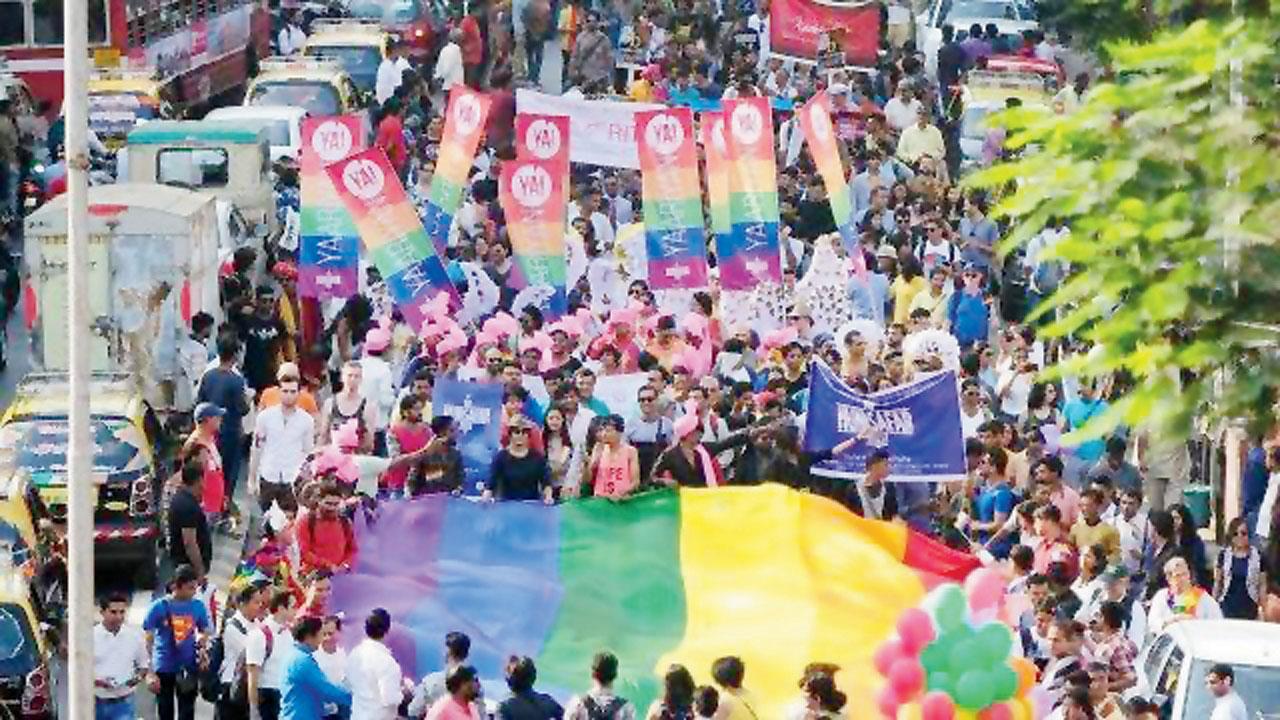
[1133,619,1280,719]
[204,105,308,162]
[917,0,1038,76]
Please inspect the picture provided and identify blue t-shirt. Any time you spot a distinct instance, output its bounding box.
[142,597,211,673]
[974,483,1017,558]
[1063,398,1109,462]
[196,367,248,437]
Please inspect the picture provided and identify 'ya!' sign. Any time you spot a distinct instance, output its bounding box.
[515,114,570,169]
[634,107,708,291]
[499,158,568,318]
[298,115,365,300]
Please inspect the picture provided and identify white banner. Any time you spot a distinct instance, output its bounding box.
[515,90,664,169]
[593,372,651,418]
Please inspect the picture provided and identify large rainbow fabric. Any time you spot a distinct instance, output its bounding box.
[499,158,569,318]
[422,86,492,255]
[329,485,979,718]
[699,111,733,249]
[298,116,365,300]
[635,107,709,290]
[326,148,458,329]
[798,92,857,255]
[719,97,783,291]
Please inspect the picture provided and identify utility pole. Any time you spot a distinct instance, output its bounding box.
[63,0,94,713]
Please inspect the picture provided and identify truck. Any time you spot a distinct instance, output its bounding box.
[21,183,225,416]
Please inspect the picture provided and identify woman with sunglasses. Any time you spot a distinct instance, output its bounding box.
[1214,517,1267,620]
[484,417,553,504]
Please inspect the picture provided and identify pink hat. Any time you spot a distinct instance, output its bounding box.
[364,326,392,353]
[608,307,639,327]
[681,312,708,338]
[673,411,700,441]
[312,445,358,484]
[420,291,451,323]
[761,327,799,352]
[331,420,361,451]
[520,331,553,353]
[491,312,520,339]
[437,328,468,355]
[558,315,585,337]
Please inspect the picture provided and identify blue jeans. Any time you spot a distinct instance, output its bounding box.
[95,696,135,720]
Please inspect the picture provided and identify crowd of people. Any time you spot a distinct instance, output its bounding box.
[77,0,1280,718]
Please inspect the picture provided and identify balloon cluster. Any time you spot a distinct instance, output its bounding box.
[874,569,1054,719]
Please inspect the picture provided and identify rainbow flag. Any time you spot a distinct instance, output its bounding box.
[636,107,708,290]
[720,97,782,290]
[326,147,458,329]
[700,111,732,252]
[298,116,365,300]
[515,113,570,175]
[798,92,857,255]
[329,486,979,718]
[499,158,568,318]
[423,86,492,255]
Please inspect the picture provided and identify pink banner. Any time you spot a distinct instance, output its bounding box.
[769,0,881,66]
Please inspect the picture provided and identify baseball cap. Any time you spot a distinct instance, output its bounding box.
[195,402,226,422]
[1101,565,1129,583]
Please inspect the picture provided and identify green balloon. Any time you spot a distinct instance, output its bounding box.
[920,637,950,673]
[927,671,953,695]
[955,669,994,710]
[947,642,971,674]
[976,623,1013,664]
[989,665,1019,702]
[934,585,969,632]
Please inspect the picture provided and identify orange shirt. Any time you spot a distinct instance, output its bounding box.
[258,387,320,416]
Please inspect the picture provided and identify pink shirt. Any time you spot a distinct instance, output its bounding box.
[593,444,637,499]
[1050,484,1081,527]
[426,697,483,720]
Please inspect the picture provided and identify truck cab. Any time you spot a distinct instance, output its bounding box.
[124,119,277,237]
[88,70,176,149]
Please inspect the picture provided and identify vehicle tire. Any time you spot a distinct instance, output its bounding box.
[134,543,159,591]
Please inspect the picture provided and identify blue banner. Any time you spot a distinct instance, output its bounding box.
[803,362,966,481]
[432,379,504,495]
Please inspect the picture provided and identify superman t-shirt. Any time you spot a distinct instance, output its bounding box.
[142,597,211,672]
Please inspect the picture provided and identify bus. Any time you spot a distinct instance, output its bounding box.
[0,0,271,114]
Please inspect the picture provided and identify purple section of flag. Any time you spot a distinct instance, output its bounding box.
[298,263,359,300]
[717,221,782,290]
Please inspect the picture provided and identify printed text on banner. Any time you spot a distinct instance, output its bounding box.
[719,97,782,291]
[699,111,733,258]
[635,107,709,291]
[797,92,859,257]
[499,158,569,319]
[298,116,365,300]
[423,86,492,256]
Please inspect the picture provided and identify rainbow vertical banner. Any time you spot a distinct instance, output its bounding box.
[720,97,782,291]
[499,159,569,318]
[700,112,732,255]
[327,148,459,329]
[298,116,365,300]
[423,86,492,256]
[797,92,856,254]
[635,107,709,291]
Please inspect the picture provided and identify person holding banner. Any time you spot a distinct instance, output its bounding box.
[652,409,748,488]
[586,415,641,500]
[484,417,554,503]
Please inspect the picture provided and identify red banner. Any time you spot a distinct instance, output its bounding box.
[768,0,881,67]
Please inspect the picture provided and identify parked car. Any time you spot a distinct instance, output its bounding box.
[206,105,308,162]
[917,0,1038,76]
[1133,619,1280,719]
[0,570,55,719]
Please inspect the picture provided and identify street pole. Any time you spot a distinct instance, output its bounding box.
[63,0,94,713]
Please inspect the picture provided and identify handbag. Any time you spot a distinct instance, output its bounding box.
[163,600,201,695]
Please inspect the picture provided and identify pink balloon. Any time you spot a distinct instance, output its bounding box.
[897,608,937,654]
[889,658,926,699]
[874,638,905,676]
[978,703,1014,720]
[1028,686,1054,718]
[921,691,957,720]
[877,684,901,719]
[965,568,1007,612]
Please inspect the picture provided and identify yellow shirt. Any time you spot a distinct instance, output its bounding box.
[891,275,927,325]
[1069,520,1122,563]
[896,122,946,164]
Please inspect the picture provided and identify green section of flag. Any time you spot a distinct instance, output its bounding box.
[728,191,781,223]
[368,231,433,277]
[643,197,706,231]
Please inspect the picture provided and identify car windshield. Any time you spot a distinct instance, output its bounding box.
[0,604,37,678]
[1184,659,1280,719]
[0,417,147,479]
[349,0,420,23]
[248,81,341,117]
[305,44,381,79]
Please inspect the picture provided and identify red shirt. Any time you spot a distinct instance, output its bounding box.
[296,510,357,572]
[375,114,407,173]
[460,16,483,66]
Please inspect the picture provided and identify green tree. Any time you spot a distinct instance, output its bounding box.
[968,18,1280,441]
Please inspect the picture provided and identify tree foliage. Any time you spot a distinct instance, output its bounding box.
[968,19,1280,440]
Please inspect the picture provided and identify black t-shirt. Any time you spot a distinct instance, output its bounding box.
[240,314,287,391]
[489,450,550,501]
[167,487,211,570]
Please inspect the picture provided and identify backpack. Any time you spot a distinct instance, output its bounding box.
[228,622,274,706]
[199,616,241,703]
[583,695,628,720]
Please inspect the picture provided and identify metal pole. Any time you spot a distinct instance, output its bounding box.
[63,0,94,713]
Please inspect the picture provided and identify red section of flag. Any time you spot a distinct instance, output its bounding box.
[903,529,982,587]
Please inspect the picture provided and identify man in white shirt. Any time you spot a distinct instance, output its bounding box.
[249,375,315,514]
[883,83,922,132]
[247,589,297,720]
[601,173,634,229]
[216,584,267,719]
[348,609,405,720]
[746,6,770,72]
[94,593,151,720]
[376,41,412,106]
[433,29,465,93]
[277,13,307,56]
[1111,487,1149,575]
[1207,663,1250,720]
[177,312,215,413]
[359,326,398,455]
[568,184,615,248]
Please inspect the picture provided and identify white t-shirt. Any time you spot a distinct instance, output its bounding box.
[960,405,991,440]
[1211,691,1249,720]
[254,405,316,486]
[316,645,349,688]
[348,638,404,720]
[884,97,922,131]
[245,616,289,690]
